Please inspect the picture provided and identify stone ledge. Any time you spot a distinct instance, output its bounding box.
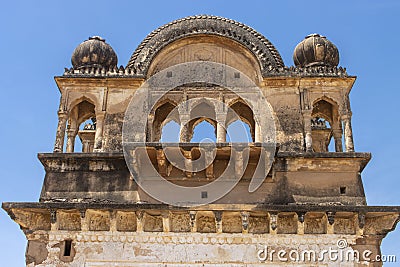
[4,202,400,212]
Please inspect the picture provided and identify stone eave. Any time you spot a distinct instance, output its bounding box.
[54,76,145,92]
[262,76,356,94]
[3,202,400,213]
[37,150,371,173]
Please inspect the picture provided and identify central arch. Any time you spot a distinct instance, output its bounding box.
[127,15,284,76]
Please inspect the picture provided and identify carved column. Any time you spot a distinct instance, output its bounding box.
[332,129,343,152]
[216,123,226,143]
[66,128,76,153]
[351,235,385,267]
[303,110,313,152]
[179,113,189,142]
[53,112,68,152]
[94,112,105,152]
[216,112,226,142]
[341,113,355,152]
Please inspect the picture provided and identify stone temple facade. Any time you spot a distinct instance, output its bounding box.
[3,15,400,266]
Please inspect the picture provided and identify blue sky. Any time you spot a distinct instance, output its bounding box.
[0,1,399,266]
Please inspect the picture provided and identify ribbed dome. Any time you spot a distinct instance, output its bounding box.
[71,36,118,69]
[293,34,339,67]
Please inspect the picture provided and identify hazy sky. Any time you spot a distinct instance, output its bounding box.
[0,1,399,266]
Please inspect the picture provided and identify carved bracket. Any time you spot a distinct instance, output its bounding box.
[297,212,305,223]
[327,211,336,225]
[269,212,278,231]
[241,211,249,231]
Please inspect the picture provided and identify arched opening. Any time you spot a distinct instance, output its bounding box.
[66,100,96,152]
[190,120,216,143]
[152,101,178,142]
[186,101,217,143]
[226,120,252,142]
[160,120,180,142]
[311,99,342,152]
[227,100,255,142]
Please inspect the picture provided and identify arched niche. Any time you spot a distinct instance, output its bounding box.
[147,35,263,84]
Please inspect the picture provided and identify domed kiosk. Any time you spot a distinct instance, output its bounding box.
[293,33,339,67]
[71,36,118,69]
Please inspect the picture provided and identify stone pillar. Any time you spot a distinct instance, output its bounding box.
[351,235,384,267]
[255,123,261,143]
[94,112,105,152]
[179,114,189,142]
[342,113,355,152]
[303,110,313,152]
[216,113,226,143]
[332,129,343,152]
[53,112,68,152]
[216,122,226,143]
[66,129,76,153]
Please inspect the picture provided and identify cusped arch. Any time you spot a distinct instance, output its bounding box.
[312,96,339,109]
[68,97,97,127]
[311,96,340,124]
[151,99,179,142]
[189,98,217,119]
[127,15,284,76]
[226,98,256,141]
[68,96,97,114]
